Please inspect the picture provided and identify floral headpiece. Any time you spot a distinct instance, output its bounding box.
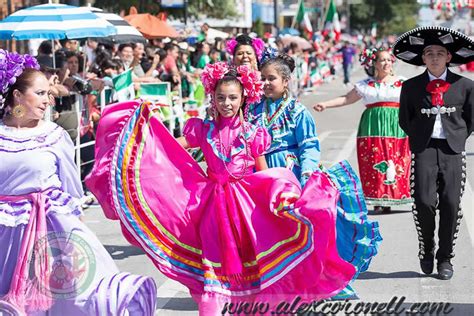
[226,36,265,61]
[260,47,279,65]
[201,61,263,106]
[0,49,40,108]
[359,47,395,68]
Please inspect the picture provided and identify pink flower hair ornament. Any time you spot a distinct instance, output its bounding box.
[225,37,265,61]
[201,61,264,106]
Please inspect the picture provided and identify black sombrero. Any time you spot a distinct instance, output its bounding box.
[392,26,474,66]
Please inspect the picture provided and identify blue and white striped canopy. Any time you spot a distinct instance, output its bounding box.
[0,4,117,40]
[89,8,146,44]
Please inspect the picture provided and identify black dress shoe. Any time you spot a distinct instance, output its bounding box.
[437,261,453,280]
[374,206,383,212]
[382,206,392,214]
[420,256,434,274]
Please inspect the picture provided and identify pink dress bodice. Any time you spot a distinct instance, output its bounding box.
[183,117,270,182]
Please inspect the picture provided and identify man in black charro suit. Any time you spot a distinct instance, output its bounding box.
[393,27,474,280]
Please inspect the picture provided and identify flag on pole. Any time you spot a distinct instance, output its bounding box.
[113,69,135,102]
[293,0,313,37]
[138,82,173,121]
[138,82,172,105]
[310,68,323,86]
[324,0,341,42]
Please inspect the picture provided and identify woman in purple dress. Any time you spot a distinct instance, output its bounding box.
[0,50,156,315]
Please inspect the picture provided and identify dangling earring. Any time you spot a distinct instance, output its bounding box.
[243,103,249,122]
[239,107,245,123]
[282,88,289,100]
[11,104,26,118]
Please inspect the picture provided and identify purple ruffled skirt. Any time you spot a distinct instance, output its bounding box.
[0,212,157,315]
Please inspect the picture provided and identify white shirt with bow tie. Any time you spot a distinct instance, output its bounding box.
[428,69,447,139]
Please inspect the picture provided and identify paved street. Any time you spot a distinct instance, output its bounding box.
[83,62,474,315]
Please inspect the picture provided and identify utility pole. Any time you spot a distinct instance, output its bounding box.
[274,0,279,35]
[6,0,13,51]
[184,0,187,25]
[346,0,350,34]
[319,0,331,31]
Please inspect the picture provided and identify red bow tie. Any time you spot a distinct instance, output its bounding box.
[426,79,450,106]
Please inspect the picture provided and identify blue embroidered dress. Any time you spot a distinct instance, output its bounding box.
[248,97,320,186]
[249,96,382,299]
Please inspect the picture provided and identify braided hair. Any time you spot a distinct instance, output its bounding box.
[260,53,295,81]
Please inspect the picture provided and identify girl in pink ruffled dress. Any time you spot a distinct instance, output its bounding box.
[87,62,355,314]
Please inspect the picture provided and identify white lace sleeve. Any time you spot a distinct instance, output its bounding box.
[354,78,370,98]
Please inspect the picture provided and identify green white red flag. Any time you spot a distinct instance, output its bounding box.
[324,0,341,42]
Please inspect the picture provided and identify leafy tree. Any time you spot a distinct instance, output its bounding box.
[387,1,419,35]
[349,0,419,36]
[93,0,238,19]
[92,0,159,15]
[253,18,265,38]
[188,0,238,19]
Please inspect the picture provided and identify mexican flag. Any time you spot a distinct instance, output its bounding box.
[318,61,331,78]
[310,68,323,86]
[112,69,135,102]
[324,0,341,42]
[139,82,172,105]
[293,0,313,37]
[138,82,173,121]
[431,0,467,12]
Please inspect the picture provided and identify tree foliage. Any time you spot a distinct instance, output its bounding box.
[92,0,238,19]
[90,0,156,15]
[253,18,265,38]
[348,0,419,36]
[188,0,238,19]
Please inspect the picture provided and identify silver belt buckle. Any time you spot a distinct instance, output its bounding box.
[445,106,456,116]
[421,106,456,117]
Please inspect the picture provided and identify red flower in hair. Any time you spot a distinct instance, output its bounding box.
[426,79,450,106]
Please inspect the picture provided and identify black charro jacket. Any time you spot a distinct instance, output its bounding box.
[399,69,474,153]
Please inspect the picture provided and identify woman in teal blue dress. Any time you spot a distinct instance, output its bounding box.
[248,49,382,299]
[248,53,320,186]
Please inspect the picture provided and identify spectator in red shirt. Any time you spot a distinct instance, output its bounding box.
[162,43,180,86]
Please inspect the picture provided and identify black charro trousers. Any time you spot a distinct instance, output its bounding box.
[411,139,466,262]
